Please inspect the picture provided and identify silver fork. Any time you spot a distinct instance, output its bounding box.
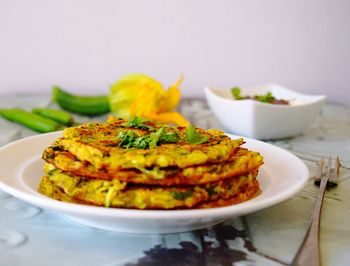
[290,157,341,266]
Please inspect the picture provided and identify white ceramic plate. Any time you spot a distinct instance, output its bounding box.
[0,132,309,234]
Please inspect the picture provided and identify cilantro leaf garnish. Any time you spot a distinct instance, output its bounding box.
[131,135,150,149]
[117,131,137,148]
[231,87,247,100]
[148,127,164,148]
[186,125,208,144]
[231,87,287,104]
[123,117,151,130]
[159,131,180,143]
[254,92,276,103]
[118,127,180,149]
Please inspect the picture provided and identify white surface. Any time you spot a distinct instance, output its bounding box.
[205,84,326,140]
[0,0,349,106]
[0,132,309,234]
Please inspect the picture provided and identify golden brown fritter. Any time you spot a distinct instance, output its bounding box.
[39,165,260,210]
[59,119,244,170]
[42,147,263,186]
[38,118,264,210]
[197,179,260,208]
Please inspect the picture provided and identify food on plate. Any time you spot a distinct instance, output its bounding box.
[0,108,65,133]
[40,164,259,209]
[43,145,263,186]
[51,118,244,170]
[231,87,289,105]
[38,118,264,209]
[52,86,110,116]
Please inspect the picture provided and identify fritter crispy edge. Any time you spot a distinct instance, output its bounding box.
[43,147,263,186]
[59,120,244,169]
[39,167,259,209]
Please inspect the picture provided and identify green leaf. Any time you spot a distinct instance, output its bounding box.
[118,127,180,149]
[254,92,276,103]
[123,116,151,130]
[159,131,180,143]
[148,127,164,148]
[231,87,246,100]
[118,131,137,148]
[186,125,208,144]
[132,136,149,149]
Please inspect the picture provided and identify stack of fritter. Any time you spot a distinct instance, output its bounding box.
[38,118,263,209]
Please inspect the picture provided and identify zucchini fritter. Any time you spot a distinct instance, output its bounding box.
[38,118,264,210]
[43,147,263,185]
[59,119,244,170]
[39,165,260,209]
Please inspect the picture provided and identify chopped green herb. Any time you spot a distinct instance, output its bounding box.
[118,131,137,148]
[123,117,151,130]
[254,92,276,103]
[149,127,164,148]
[118,127,180,149]
[231,87,247,100]
[172,191,193,200]
[159,131,180,143]
[131,135,149,149]
[186,125,208,144]
[231,87,288,104]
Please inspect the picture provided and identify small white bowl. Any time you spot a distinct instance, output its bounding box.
[205,84,326,140]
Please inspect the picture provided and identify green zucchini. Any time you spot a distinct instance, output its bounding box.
[52,86,110,116]
[0,108,63,133]
[32,108,74,126]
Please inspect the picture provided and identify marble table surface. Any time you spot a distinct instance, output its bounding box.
[0,94,349,266]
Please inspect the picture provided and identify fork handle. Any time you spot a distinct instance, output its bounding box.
[290,174,328,266]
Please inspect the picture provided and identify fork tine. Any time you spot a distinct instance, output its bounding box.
[328,156,341,187]
[336,156,341,177]
[314,157,324,186]
[327,156,340,188]
[327,156,332,177]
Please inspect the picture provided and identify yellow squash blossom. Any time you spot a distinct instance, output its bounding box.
[109,74,189,126]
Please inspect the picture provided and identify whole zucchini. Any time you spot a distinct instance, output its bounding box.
[52,86,110,116]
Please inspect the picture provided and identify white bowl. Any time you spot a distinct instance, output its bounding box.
[205,84,326,140]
